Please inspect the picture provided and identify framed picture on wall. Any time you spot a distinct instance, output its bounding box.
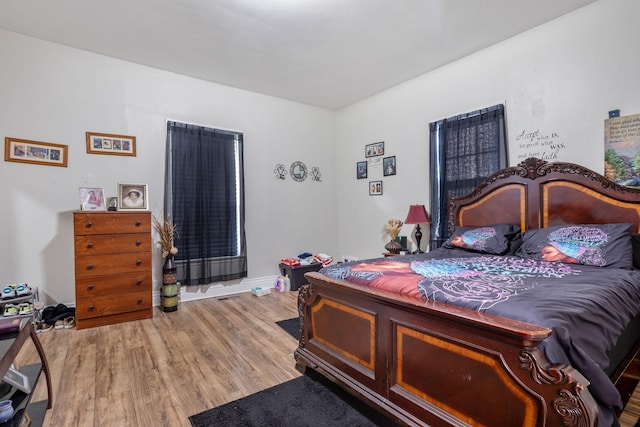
[369,180,383,196]
[118,183,148,210]
[357,161,367,179]
[86,132,136,156]
[365,141,384,158]
[383,156,396,176]
[4,137,68,167]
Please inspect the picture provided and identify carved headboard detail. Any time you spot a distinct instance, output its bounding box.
[449,157,640,233]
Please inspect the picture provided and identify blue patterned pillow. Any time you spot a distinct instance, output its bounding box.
[442,224,522,255]
[515,223,633,269]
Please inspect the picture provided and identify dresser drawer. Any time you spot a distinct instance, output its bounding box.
[76,290,152,319]
[76,272,151,297]
[75,252,152,278]
[73,210,153,329]
[74,212,151,235]
[74,233,151,255]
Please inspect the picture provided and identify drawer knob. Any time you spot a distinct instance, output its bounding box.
[136,279,142,286]
[136,259,142,266]
[137,298,143,305]
[87,284,94,291]
[86,242,93,249]
[135,221,141,227]
[88,305,95,312]
[86,263,94,270]
[85,221,93,228]
[135,240,141,246]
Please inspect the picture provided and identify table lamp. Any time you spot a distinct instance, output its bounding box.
[404,205,431,253]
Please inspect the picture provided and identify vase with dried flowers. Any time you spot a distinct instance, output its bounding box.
[152,215,179,312]
[382,219,403,254]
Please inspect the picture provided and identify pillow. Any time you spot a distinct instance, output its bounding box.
[515,223,633,269]
[442,224,522,255]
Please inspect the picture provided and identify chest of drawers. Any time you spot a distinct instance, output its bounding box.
[73,211,153,329]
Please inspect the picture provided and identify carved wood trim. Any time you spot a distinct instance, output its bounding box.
[519,349,593,426]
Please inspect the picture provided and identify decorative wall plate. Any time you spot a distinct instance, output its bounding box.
[290,161,308,182]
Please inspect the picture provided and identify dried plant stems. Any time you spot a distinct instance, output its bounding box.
[383,219,403,241]
[152,215,178,258]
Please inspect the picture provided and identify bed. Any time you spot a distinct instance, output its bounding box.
[294,157,640,426]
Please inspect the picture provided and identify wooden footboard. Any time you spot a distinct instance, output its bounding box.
[295,273,599,426]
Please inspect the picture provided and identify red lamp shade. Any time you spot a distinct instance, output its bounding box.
[404,205,430,224]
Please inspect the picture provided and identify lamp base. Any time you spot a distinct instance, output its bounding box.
[414,224,424,254]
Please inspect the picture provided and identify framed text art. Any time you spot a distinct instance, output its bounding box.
[369,180,383,196]
[118,183,148,210]
[86,132,136,156]
[365,141,384,158]
[4,137,68,167]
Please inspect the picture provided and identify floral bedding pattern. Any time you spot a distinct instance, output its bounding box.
[320,247,640,415]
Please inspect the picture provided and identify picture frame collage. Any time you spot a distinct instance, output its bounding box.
[3,131,146,212]
[357,141,397,195]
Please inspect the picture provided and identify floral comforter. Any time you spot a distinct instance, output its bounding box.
[320,247,640,420]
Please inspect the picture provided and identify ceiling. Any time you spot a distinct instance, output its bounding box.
[0,0,597,110]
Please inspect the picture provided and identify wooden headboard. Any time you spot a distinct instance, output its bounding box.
[449,157,640,233]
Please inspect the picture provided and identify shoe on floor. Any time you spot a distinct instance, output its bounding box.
[64,316,76,329]
[36,322,53,333]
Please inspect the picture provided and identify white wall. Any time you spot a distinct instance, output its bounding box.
[1,0,638,306]
[0,29,338,305]
[335,0,640,261]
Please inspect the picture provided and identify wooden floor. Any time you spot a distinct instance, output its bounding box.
[14,291,640,426]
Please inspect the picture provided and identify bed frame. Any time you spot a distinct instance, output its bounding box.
[294,158,640,426]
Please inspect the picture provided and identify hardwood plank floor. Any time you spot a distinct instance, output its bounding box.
[18,291,302,427]
[14,291,640,426]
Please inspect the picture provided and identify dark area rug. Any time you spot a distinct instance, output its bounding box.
[276,317,300,339]
[189,370,401,427]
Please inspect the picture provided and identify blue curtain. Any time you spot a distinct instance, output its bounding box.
[166,121,247,285]
[429,104,507,249]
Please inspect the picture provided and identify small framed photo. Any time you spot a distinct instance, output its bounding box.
[118,184,148,210]
[4,137,68,167]
[369,180,383,196]
[4,366,31,393]
[383,156,396,176]
[86,132,136,156]
[107,196,118,211]
[365,141,384,158]
[19,412,31,427]
[357,161,368,179]
[79,187,106,211]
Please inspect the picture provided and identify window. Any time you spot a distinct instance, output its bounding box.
[429,104,507,249]
[166,121,247,285]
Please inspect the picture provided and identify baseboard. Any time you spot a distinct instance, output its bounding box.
[152,275,276,306]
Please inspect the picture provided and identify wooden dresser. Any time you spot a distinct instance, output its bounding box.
[73,211,153,329]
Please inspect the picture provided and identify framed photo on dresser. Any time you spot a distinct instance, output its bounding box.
[79,187,106,211]
[118,183,148,210]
